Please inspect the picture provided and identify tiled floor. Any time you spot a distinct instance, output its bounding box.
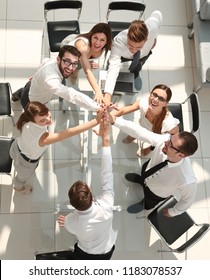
[0,0,210,260]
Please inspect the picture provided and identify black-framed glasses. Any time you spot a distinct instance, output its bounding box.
[62,59,78,68]
[168,135,183,153]
[150,91,167,103]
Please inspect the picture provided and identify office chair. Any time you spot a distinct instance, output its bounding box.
[0,136,14,175]
[147,195,210,253]
[0,83,15,126]
[42,0,82,56]
[168,92,200,133]
[106,1,145,38]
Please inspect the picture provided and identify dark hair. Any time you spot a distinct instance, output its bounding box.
[58,45,81,59]
[128,20,148,42]
[151,84,173,134]
[16,101,49,132]
[78,23,112,56]
[178,131,198,156]
[68,180,93,211]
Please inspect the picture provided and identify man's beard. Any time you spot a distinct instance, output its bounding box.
[58,63,71,78]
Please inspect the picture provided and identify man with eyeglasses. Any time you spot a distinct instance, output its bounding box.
[109,113,198,217]
[12,45,99,111]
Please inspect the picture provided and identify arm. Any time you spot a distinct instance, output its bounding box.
[110,115,169,146]
[48,78,100,111]
[96,118,114,206]
[167,182,197,217]
[75,39,104,104]
[103,36,125,98]
[112,100,139,117]
[39,108,104,146]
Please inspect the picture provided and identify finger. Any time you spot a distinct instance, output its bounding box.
[92,129,99,136]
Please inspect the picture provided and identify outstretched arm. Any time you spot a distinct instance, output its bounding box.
[39,108,105,146]
[95,110,114,205]
[112,100,139,117]
[75,39,104,104]
[109,113,169,146]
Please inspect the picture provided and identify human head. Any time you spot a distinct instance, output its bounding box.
[150,84,172,103]
[68,180,93,211]
[16,101,52,132]
[163,131,198,162]
[80,23,112,55]
[127,20,148,53]
[149,84,172,134]
[57,45,81,78]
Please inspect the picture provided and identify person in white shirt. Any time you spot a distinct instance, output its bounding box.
[58,116,117,260]
[9,101,104,194]
[109,113,198,217]
[61,23,112,104]
[12,45,100,111]
[113,84,179,157]
[104,10,163,104]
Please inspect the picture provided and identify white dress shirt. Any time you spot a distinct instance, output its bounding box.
[64,147,117,254]
[114,117,197,217]
[104,12,162,95]
[138,97,180,132]
[18,122,48,159]
[29,57,99,111]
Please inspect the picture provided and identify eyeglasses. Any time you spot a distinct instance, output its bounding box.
[150,92,167,103]
[62,59,78,68]
[168,135,183,153]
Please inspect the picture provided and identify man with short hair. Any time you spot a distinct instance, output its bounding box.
[109,113,198,216]
[58,117,117,260]
[12,45,99,111]
[104,11,163,104]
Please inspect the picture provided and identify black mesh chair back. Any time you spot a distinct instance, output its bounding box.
[43,0,82,53]
[0,137,14,174]
[106,1,145,38]
[168,92,200,133]
[148,195,210,253]
[168,103,184,132]
[0,83,15,126]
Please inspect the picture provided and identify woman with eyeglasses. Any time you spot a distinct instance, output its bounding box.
[112,84,180,157]
[61,23,112,104]
[10,101,104,194]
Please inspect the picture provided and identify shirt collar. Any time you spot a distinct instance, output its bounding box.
[167,157,185,168]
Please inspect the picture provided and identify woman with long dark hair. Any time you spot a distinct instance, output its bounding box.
[61,23,112,104]
[113,84,180,157]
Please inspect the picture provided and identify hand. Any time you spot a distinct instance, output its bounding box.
[57,215,66,227]
[108,111,116,125]
[94,92,104,105]
[93,108,110,146]
[163,208,172,217]
[95,107,106,124]
[102,100,119,111]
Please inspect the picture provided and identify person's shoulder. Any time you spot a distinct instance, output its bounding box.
[114,29,128,43]
[75,36,89,46]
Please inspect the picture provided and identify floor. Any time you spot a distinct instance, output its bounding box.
[0,0,210,260]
